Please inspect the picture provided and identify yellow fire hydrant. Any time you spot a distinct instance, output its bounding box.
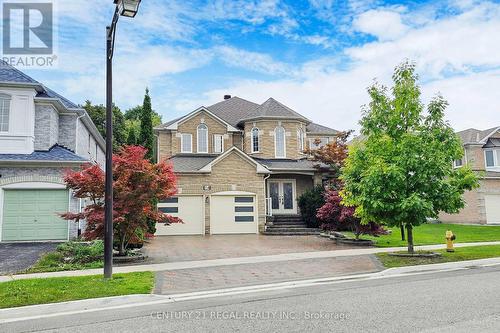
[446,230,455,252]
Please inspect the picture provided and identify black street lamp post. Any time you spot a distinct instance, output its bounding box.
[104,0,142,279]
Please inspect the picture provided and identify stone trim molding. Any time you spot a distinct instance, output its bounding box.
[0,175,65,187]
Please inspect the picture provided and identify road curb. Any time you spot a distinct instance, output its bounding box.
[2,241,500,282]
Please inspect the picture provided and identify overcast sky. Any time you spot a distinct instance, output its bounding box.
[22,0,500,132]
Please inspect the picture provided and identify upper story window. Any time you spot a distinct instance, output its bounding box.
[197,124,208,153]
[181,133,192,153]
[275,126,286,158]
[297,128,305,152]
[485,149,500,169]
[251,127,260,153]
[0,93,11,132]
[309,137,330,149]
[214,134,224,154]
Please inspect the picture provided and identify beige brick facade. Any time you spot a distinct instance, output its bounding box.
[243,120,308,160]
[175,150,267,233]
[440,178,500,224]
[158,111,236,160]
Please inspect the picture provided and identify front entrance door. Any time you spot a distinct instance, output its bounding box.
[268,180,296,215]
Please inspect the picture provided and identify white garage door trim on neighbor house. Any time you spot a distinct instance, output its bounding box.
[156,195,205,235]
[484,194,500,224]
[210,191,258,235]
[0,182,70,242]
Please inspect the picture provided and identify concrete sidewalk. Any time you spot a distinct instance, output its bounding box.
[1,241,499,282]
[2,256,500,325]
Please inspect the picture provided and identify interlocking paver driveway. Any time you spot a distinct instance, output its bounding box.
[143,234,355,263]
[154,255,382,294]
[0,242,58,274]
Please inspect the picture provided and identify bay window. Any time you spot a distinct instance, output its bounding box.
[197,124,208,153]
[275,126,286,158]
[251,127,260,153]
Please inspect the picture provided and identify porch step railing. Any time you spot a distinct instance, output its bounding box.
[265,197,273,216]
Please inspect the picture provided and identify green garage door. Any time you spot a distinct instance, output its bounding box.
[2,189,69,241]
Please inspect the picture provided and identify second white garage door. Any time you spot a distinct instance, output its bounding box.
[156,196,204,235]
[210,193,258,234]
[485,194,500,224]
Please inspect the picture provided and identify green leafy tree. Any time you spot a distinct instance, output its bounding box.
[83,101,127,151]
[124,105,162,126]
[341,61,479,253]
[126,125,138,145]
[139,88,155,161]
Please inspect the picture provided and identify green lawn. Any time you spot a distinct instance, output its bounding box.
[377,244,500,268]
[0,272,153,309]
[344,223,500,247]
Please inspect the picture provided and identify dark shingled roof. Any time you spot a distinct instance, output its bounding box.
[207,96,260,128]
[168,154,218,172]
[243,98,309,123]
[0,61,38,83]
[484,138,500,148]
[0,61,79,109]
[159,96,339,134]
[0,145,87,162]
[253,158,329,171]
[306,122,338,135]
[457,126,500,144]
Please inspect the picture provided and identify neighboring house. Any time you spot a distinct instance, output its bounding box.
[439,126,500,224]
[155,95,338,235]
[0,62,105,242]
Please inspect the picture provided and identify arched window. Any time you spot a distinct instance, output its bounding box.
[197,124,208,153]
[251,127,260,153]
[275,126,286,158]
[0,93,11,132]
[297,128,305,152]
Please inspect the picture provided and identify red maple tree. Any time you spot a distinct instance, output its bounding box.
[61,146,180,255]
[316,188,386,239]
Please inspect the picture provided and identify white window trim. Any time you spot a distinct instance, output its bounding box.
[0,94,11,133]
[251,127,260,153]
[453,159,463,168]
[213,134,224,154]
[181,133,193,153]
[297,129,305,152]
[274,126,286,158]
[197,124,208,153]
[485,149,500,171]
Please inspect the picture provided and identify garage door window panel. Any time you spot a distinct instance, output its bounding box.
[235,216,254,222]
[159,207,178,213]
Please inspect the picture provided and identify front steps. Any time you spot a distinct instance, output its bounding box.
[263,215,320,236]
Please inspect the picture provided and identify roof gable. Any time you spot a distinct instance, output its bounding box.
[199,147,269,174]
[163,106,240,132]
[457,126,500,144]
[207,96,260,127]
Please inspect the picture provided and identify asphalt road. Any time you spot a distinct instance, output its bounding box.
[4,265,500,333]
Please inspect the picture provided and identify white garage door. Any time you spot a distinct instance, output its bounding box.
[485,195,500,224]
[210,193,258,234]
[155,196,204,235]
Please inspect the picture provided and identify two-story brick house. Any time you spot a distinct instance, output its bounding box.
[155,95,337,235]
[0,62,105,242]
[439,126,500,224]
